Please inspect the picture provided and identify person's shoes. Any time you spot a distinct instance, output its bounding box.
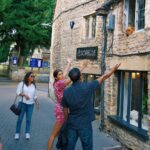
[25,133,30,140]
[14,133,19,140]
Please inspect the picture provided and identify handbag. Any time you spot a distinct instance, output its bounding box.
[10,83,24,116]
[10,103,21,116]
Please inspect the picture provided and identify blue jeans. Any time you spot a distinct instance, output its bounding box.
[66,123,93,150]
[16,102,34,134]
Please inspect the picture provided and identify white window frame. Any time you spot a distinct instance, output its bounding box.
[83,14,97,39]
[123,0,145,31]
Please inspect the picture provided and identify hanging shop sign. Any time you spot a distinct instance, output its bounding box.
[76,47,98,60]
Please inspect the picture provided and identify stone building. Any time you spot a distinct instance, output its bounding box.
[50,0,150,149]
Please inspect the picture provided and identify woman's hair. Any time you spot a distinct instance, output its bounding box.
[23,71,36,87]
[53,69,62,81]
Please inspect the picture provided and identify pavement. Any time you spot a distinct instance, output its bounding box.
[0,80,125,150]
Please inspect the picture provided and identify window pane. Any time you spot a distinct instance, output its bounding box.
[130,72,140,127]
[123,72,129,121]
[142,73,148,130]
[137,0,145,29]
[128,0,135,27]
[82,74,100,109]
[92,16,96,38]
[86,17,90,37]
[117,71,148,130]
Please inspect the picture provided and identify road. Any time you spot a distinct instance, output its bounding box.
[0,82,122,150]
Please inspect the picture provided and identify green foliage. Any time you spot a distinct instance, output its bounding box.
[143,95,148,115]
[0,42,10,62]
[0,0,12,12]
[0,0,55,63]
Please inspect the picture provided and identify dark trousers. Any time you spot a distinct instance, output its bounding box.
[66,124,93,150]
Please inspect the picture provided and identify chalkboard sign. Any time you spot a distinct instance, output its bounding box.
[76,47,98,60]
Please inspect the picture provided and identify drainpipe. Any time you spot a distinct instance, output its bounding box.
[100,15,108,130]
[96,0,120,131]
[96,8,108,130]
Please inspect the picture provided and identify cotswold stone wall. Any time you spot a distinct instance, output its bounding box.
[50,0,150,149]
[104,0,150,150]
[106,1,150,55]
[50,0,105,81]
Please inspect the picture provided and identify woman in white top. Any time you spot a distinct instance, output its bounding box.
[14,72,38,140]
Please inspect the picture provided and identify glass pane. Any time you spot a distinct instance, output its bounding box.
[92,16,96,38]
[123,72,129,121]
[82,74,101,110]
[138,0,145,29]
[128,0,135,27]
[87,74,94,81]
[130,72,140,127]
[82,74,87,82]
[142,73,148,130]
[86,17,90,37]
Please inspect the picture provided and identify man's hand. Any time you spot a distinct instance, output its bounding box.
[113,63,121,72]
[97,63,121,84]
[103,63,121,80]
[80,60,89,72]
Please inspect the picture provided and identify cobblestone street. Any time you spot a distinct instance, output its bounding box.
[0,83,122,150]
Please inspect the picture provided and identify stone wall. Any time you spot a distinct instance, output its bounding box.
[104,0,150,149]
[50,0,150,149]
[50,0,105,82]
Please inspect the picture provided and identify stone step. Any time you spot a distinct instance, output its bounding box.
[103,145,127,150]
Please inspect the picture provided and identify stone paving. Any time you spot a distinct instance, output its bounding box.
[0,83,123,150]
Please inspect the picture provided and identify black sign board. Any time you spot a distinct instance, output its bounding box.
[76,47,98,60]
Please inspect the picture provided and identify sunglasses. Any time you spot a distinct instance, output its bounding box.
[30,75,35,78]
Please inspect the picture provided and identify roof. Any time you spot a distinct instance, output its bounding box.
[96,0,122,12]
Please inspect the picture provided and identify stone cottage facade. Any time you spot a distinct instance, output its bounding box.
[50,0,150,149]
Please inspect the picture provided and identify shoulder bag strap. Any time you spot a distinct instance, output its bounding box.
[13,82,24,104]
[21,82,24,102]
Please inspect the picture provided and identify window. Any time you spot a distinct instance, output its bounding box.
[123,0,145,30]
[136,0,145,30]
[82,74,100,114]
[117,71,148,131]
[84,15,97,38]
[92,15,96,38]
[85,16,90,37]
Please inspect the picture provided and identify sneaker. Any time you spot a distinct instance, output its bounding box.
[25,133,30,140]
[14,133,19,140]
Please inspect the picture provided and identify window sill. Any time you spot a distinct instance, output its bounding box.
[108,115,149,141]
[81,37,96,42]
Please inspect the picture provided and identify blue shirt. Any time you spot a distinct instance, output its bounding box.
[61,80,99,129]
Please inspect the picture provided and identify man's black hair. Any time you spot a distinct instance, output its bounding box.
[68,68,81,82]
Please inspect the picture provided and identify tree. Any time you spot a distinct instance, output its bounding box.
[0,0,55,64]
[0,0,12,62]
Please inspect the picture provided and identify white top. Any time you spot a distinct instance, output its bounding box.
[16,81,37,105]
